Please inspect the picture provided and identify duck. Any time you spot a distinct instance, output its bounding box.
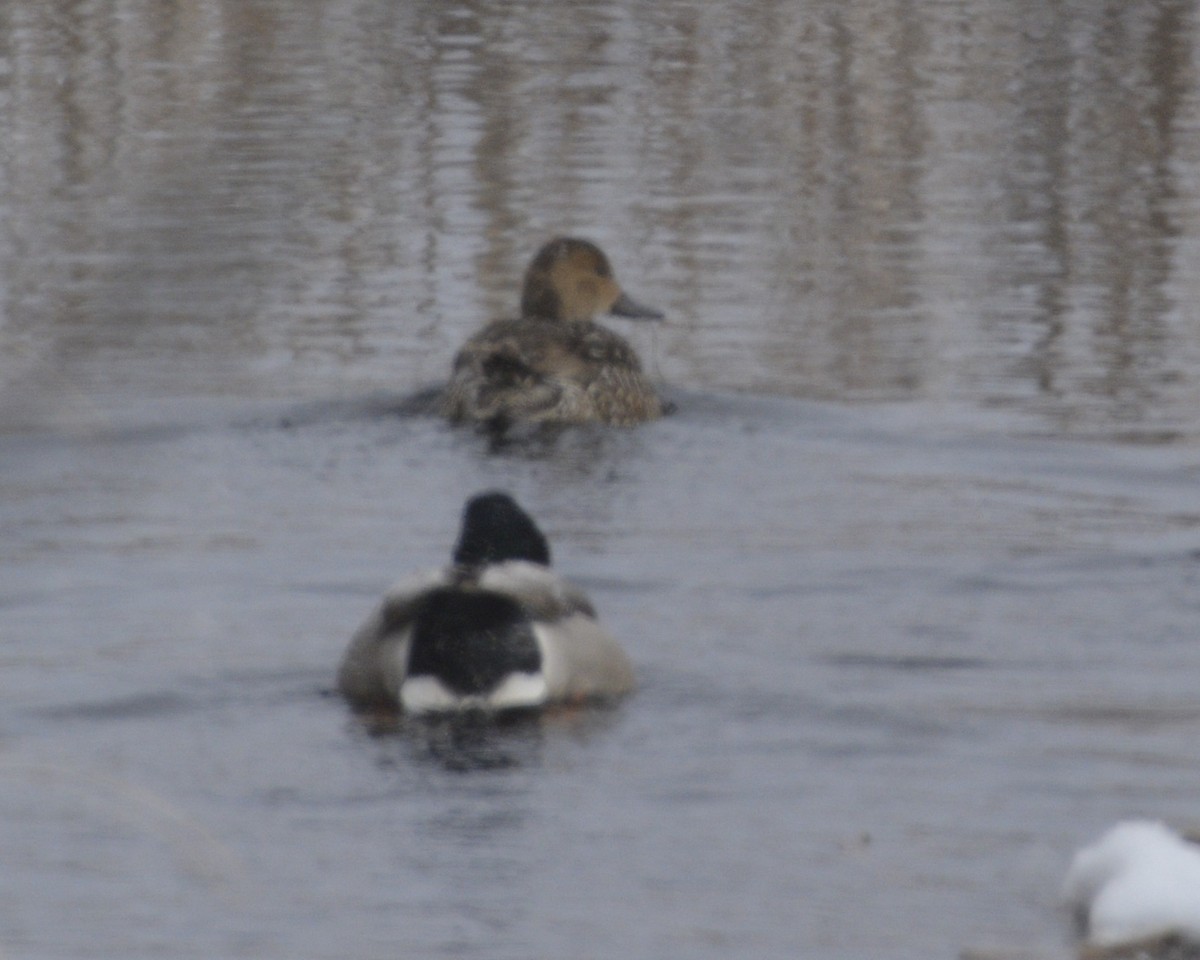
[440,237,666,427]
[1064,820,1200,959]
[337,491,636,715]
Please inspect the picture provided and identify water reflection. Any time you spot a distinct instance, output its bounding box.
[363,712,547,773]
[350,703,624,774]
[980,1,1193,437]
[2,0,1198,440]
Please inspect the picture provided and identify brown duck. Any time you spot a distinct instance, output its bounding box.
[441,237,666,427]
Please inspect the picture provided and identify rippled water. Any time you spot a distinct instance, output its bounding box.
[3,2,1200,958]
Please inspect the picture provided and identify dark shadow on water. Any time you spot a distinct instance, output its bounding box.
[477,420,641,468]
[397,711,547,773]
[32,691,196,722]
[344,706,548,773]
[272,385,445,431]
[345,701,628,774]
[34,671,336,727]
[819,652,990,672]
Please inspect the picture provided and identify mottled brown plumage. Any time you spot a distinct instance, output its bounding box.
[441,237,665,427]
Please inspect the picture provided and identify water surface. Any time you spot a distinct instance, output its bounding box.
[3,2,1200,958]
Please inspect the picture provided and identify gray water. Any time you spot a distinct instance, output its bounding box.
[3,2,1200,958]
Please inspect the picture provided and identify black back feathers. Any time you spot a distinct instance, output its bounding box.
[406,588,541,695]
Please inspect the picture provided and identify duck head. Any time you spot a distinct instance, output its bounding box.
[452,491,551,567]
[519,237,665,323]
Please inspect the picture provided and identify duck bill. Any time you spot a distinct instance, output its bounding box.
[610,290,665,321]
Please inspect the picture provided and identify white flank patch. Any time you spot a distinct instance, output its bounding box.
[400,672,548,715]
[1064,820,1200,947]
[488,672,549,710]
[533,621,568,696]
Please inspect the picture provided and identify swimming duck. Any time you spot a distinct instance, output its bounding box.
[440,237,666,427]
[337,491,636,714]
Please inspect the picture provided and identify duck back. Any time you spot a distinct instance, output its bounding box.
[442,319,662,426]
[400,586,546,712]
